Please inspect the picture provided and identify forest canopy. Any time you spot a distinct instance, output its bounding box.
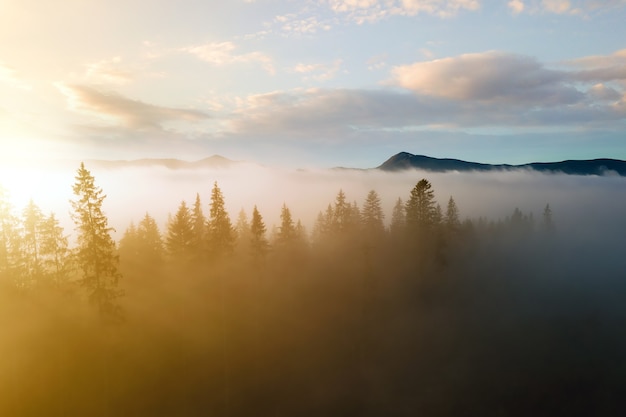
[0,163,624,417]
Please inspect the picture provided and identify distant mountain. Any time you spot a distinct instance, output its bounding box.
[86,155,237,170]
[378,152,626,176]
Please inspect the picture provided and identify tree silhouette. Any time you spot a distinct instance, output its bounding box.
[445,196,460,231]
[277,203,296,245]
[21,199,45,287]
[207,181,234,258]
[70,162,122,318]
[542,204,555,234]
[0,186,23,288]
[250,205,269,263]
[191,193,207,260]
[40,212,71,289]
[405,179,437,233]
[137,212,164,265]
[390,197,405,237]
[166,201,194,261]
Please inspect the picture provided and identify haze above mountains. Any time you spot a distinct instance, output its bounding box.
[87,152,626,177]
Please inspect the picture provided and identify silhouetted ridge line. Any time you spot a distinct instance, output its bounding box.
[87,155,236,170]
[378,152,626,176]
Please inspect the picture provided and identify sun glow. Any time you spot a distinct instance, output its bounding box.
[0,135,75,220]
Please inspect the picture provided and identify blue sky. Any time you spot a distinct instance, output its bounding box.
[1,0,625,168]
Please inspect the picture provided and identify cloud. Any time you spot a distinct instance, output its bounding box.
[84,57,135,85]
[0,63,32,91]
[367,54,387,71]
[56,84,209,130]
[82,56,165,86]
[226,50,626,137]
[391,52,581,105]
[275,14,333,34]
[326,0,481,22]
[183,42,275,75]
[510,0,626,14]
[291,59,343,81]
[508,0,525,13]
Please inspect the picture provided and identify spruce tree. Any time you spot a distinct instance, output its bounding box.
[405,179,436,233]
[250,205,269,263]
[277,203,296,244]
[362,190,385,238]
[137,212,164,264]
[191,193,206,258]
[389,197,405,236]
[40,212,70,289]
[0,186,24,288]
[70,162,122,318]
[445,196,460,230]
[166,201,194,261]
[22,199,45,286]
[207,181,234,258]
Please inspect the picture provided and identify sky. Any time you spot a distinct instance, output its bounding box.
[1,0,626,169]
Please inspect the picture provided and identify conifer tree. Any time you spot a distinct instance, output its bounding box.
[405,179,437,233]
[361,190,385,238]
[332,189,352,233]
[191,193,206,257]
[137,212,164,264]
[445,196,460,230]
[389,197,405,236]
[22,199,45,287]
[0,187,24,287]
[277,203,296,244]
[70,163,122,317]
[250,205,269,262]
[166,201,194,260]
[542,204,555,234]
[40,212,70,289]
[207,182,234,258]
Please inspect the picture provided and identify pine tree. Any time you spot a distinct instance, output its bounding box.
[40,212,70,289]
[250,205,269,263]
[191,193,206,258]
[166,201,194,261]
[0,186,24,288]
[70,163,122,318]
[362,190,385,238]
[277,203,296,244]
[405,179,437,233]
[22,199,45,287]
[542,204,555,234]
[137,212,164,264]
[207,182,234,258]
[389,197,405,236]
[445,196,460,230]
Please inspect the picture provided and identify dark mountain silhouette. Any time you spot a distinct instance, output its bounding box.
[378,152,626,176]
[86,155,237,170]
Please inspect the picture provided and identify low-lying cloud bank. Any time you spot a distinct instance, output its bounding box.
[3,161,625,248]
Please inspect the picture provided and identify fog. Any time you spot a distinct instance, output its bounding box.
[5,160,625,239]
[1,160,626,416]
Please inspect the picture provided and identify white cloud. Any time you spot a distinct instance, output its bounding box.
[183,42,275,75]
[84,57,135,85]
[508,0,525,13]
[0,63,32,91]
[511,0,625,14]
[291,59,343,81]
[226,50,626,137]
[56,84,209,130]
[391,52,578,105]
[326,0,481,22]
[367,54,388,71]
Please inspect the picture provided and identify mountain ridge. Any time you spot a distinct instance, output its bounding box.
[378,152,626,176]
[85,155,237,170]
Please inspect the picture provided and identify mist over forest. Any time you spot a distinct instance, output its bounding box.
[1,160,626,416]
